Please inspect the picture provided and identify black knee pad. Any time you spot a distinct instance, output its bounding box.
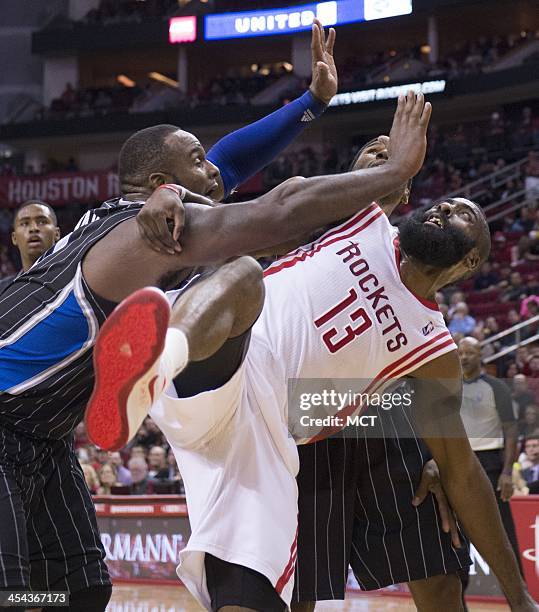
[48,585,112,612]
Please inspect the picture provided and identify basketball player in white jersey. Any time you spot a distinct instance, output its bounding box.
[85,95,534,611]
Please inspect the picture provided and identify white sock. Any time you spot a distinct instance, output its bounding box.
[160,328,189,379]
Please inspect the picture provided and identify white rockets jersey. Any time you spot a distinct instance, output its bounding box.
[153,202,456,609]
[258,202,457,442]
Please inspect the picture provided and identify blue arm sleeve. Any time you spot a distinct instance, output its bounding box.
[207,90,327,198]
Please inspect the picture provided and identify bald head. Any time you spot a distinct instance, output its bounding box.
[118,124,181,190]
[458,336,482,378]
[118,123,221,199]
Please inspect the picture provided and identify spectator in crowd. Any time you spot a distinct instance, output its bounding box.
[129,445,147,460]
[135,417,165,448]
[520,404,539,439]
[127,457,154,495]
[148,446,169,479]
[448,302,476,336]
[0,200,60,291]
[108,451,133,485]
[518,234,539,263]
[521,295,539,318]
[82,464,100,495]
[515,346,529,372]
[74,422,90,449]
[167,449,182,482]
[97,463,119,495]
[92,449,109,474]
[482,318,500,352]
[511,207,537,234]
[502,272,527,303]
[505,361,520,379]
[513,374,537,419]
[527,355,539,398]
[524,151,539,205]
[447,291,465,317]
[76,447,90,465]
[473,261,500,291]
[521,437,539,488]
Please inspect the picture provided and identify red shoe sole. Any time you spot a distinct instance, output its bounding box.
[85,288,170,450]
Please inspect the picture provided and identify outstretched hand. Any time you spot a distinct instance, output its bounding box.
[387,90,432,181]
[309,19,337,105]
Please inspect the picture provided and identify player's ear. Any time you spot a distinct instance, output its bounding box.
[11,230,18,247]
[149,172,168,190]
[463,247,481,272]
[400,183,411,206]
[54,227,61,242]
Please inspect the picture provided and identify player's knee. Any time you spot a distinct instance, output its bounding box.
[409,573,463,612]
[233,256,263,289]
[230,256,264,306]
[227,257,264,336]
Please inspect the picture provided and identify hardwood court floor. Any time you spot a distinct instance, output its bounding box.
[107,584,510,611]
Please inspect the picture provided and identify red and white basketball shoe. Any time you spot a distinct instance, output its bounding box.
[85,287,172,451]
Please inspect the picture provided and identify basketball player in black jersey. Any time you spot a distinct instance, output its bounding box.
[0,91,434,612]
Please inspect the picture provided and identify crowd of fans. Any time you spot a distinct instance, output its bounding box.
[262,107,539,207]
[23,28,537,124]
[0,156,79,177]
[74,418,185,496]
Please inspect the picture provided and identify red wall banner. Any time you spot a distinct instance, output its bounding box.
[96,494,539,601]
[0,171,119,208]
[511,495,539,602]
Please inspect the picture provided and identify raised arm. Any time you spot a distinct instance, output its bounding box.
[83,92,431,300]
[175,91,431,266]
[207,20,337,199]
[410,353,535,611]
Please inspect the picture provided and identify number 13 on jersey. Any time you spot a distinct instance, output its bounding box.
[314,288,373,354]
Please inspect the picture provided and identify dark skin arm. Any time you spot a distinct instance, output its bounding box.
[84,92,431,302]
[410,352,535,611]
[170,90,431,266]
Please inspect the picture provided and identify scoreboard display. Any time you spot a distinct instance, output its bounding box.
[204,0,413,41]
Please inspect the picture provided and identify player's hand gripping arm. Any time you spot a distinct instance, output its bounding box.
[410,353,536,611]
[176,91,432,266]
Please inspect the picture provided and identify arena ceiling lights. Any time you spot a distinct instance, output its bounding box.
[204,0,412,41]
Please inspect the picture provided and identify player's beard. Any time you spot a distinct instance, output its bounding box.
[398,206,475,268]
